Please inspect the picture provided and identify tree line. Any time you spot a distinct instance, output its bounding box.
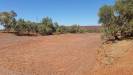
[0,11,81,36]
[99,0,133,41]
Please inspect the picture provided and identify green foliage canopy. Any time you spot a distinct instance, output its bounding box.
[99,0,133,41]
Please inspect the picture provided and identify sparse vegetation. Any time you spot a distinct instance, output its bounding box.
[0,11,98,36]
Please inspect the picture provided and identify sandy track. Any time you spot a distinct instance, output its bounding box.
[0,33,101,75]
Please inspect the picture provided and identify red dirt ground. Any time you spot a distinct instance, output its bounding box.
[0,33,101,75]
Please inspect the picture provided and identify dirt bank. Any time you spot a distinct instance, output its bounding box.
[92,40,133,75]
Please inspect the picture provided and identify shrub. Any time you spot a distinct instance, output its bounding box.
[38,17,55,35]
[55,26,67,34]
[68,25,80,33]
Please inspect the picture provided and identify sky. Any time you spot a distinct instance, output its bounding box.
[0,0,115,26]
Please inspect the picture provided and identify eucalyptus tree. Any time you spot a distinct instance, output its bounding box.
[98,5,117,39]
[115,0,133,37]
[99,0,133,40]
[0,10,17,32]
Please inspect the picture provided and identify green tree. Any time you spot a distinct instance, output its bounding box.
[99,0,133,41]
[98,5,117,39]
[0,10,17,32]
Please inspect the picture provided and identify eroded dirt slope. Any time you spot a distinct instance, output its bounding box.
[92,40,133,75]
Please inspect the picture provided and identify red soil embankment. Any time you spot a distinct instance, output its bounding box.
[91,40,133,75]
